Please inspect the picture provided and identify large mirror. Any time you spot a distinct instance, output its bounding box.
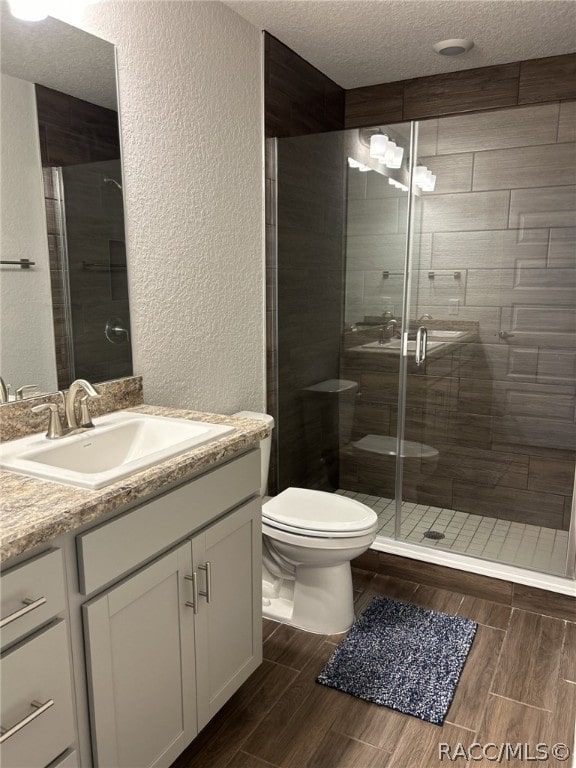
[0,4,132,402]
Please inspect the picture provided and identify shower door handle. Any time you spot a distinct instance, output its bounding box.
[415,326,428,367]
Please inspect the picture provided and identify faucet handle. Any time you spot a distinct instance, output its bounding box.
[32,403,64,439]
[16,385,38,401]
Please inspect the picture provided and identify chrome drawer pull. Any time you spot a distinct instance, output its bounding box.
[0,596,47,629]
[198,562,212,604]
[185,573,198,613]
[0,699,54,743]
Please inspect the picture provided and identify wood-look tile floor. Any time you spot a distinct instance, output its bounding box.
[171,569,576,768]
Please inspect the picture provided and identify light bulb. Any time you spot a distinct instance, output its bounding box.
[414,166,428,188]
[370,134,389,159]
[8,0,49,20]
[422,173,437,192]
[382,140,397,167]
[387,145,404,169]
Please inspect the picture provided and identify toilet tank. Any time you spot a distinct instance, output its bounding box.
[232,411,274,497]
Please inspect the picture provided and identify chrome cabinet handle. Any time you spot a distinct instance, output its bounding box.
[498,330,515,339]
[185,573,198,613]
[198,562,212,604]
[415,326,428,367]
[0,596,47,629]
[0,699,54,743]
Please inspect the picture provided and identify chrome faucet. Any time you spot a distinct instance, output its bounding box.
[379,319,400,345]
[32,379,101,439]
[65,379,100,430]
[16,385,37,400]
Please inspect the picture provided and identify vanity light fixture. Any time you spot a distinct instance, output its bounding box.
[387,144,405,169]
[369,134,390,159]
[8,0,87,21]
[414,165,436,192]
[370,133,404,169]
[8,0,49,20]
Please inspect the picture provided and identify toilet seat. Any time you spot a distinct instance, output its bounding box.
[263,487,377,539]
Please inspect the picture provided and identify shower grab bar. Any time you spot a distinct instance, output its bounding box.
[0,259,35,269]
[415,326,427,367]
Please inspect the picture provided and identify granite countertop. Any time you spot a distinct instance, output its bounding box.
[0,405,270,563]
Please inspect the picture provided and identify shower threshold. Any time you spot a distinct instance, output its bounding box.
[336,489,570,580]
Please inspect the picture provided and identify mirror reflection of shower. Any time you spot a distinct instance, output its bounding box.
[59,159,131,383]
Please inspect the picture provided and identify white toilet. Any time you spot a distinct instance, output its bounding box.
[233,411,378,635]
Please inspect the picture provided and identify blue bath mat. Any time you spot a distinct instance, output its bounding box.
[317,596,477,725]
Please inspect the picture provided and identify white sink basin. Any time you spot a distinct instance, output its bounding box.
[356,339,445,352]
[0,411,235,489]
[427,330,468,340]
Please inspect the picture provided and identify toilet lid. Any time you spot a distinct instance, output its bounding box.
[263,487,377,534]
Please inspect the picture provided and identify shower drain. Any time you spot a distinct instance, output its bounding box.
[423,530,445,540]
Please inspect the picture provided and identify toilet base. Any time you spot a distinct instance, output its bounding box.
[262,561,355,635]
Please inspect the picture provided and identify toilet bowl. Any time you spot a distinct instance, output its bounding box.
[351,434,440,497]
[233,412,378,635]
[262,487,377,634]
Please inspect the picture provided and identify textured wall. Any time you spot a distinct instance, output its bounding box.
[0,74,58,394]
[53,1,264,413]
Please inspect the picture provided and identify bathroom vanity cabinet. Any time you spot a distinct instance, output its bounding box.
[0,550,77,768]
[0,448,262,768]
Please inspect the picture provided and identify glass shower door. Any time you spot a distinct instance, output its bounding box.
[398,105,576,577]
[338,123,413,539]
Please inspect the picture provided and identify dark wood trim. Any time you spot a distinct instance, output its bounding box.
[512,583,576,622]
[518,53,576,104]
[353,551,575,619]
[345,53,576,128]
[264,32,345,139]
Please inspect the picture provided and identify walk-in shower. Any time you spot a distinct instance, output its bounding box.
[268,100,576,586]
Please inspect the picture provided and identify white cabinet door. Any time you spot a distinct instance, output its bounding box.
[192,498,262,729]
[83,543,197,768]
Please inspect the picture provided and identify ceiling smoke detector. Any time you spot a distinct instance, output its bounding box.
[433,39,474,56]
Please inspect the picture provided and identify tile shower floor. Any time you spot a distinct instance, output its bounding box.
[337,489,570,576]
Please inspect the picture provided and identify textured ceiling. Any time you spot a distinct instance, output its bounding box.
[224,0,576,88]
[0,3,117,109]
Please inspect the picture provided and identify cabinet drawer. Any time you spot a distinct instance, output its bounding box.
[77,449,260,595]
[0,550,66,649]
[0,621,75,768]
